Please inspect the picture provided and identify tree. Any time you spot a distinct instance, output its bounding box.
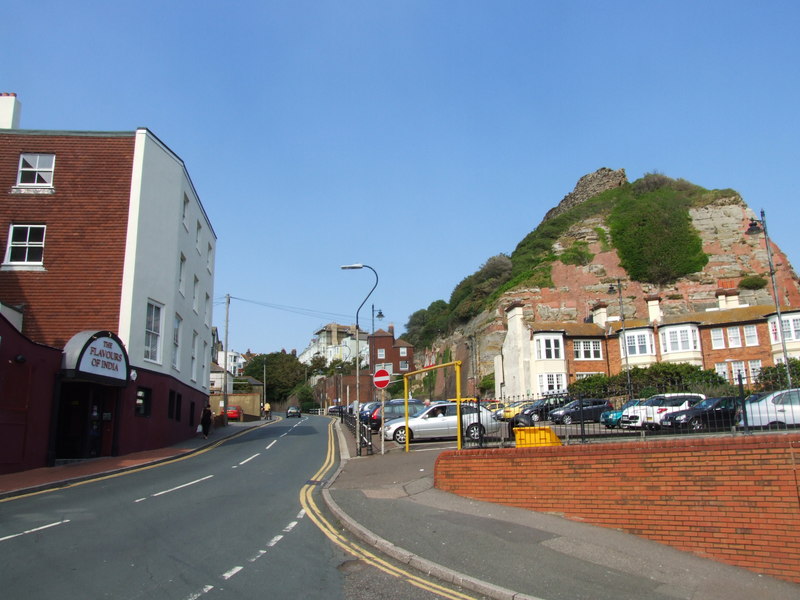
[243,351,305,403]
[755,358,800,390]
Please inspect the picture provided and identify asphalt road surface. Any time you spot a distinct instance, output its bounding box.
[0,416,479,600]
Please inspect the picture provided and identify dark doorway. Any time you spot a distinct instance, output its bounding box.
[56,382,118,459]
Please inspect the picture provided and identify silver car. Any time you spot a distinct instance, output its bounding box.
[383,401,500,444]
[741,388,800,428]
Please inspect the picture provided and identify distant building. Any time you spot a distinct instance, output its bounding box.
[0,94,216,472]
[495,291,800,399]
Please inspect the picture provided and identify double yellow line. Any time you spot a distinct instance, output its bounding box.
[299,419,476,600]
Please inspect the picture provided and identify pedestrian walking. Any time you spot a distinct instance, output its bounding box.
[200,403,213,439]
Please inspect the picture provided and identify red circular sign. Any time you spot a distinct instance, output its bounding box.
[373,368,391,389]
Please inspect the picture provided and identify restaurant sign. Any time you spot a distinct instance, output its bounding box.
[63,330,130,385]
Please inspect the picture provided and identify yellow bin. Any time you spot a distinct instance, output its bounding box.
[514,426,562,447]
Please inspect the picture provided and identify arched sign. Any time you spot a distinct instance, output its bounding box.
[62,330,130,386]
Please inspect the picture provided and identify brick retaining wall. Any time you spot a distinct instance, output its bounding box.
[434,433,800,583]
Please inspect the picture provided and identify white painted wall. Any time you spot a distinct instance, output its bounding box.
[118,129,216,392]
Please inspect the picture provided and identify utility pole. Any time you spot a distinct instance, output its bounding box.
[223,293,230,425]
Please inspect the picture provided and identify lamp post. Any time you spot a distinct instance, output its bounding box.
[746,210,793,389]
[608,279,633,400]
[340,263,379,422]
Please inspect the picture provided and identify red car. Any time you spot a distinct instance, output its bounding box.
[226,405,244,421]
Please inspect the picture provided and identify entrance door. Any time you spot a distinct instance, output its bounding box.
[56,382,116,459]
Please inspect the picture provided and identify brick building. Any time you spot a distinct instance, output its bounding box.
[495,290,800,399]
[0,94,216,473]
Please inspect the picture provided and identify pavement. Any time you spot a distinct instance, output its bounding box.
[2,416,798,600]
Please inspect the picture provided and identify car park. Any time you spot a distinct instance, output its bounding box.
[600,398,643,429]
[660,396,739,431]
[740,388,800,429]
[548,398,613,424]
[620,393,705,429]
[498,400,535,422]
[383,401,500,444]
[286,405,302,418]
[512,395,572,426]
[368,399,424,432]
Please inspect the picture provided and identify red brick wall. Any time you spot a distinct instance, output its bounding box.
[0,133,135,348]
[435,434,800,583]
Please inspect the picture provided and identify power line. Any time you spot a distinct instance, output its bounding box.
[213,295,354,322]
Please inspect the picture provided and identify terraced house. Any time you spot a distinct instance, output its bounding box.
[0,94,216,473]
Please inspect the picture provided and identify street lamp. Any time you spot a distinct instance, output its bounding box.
[340,263,379,421]
[608,278,633,400]
[746,209,793,389]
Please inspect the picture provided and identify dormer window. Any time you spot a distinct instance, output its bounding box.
[17,153,55,187]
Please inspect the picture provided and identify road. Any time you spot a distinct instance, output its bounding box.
[0,416,479,600]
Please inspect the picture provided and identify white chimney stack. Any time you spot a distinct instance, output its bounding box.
[0,93,21,129]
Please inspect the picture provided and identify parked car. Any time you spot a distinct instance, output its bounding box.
[226,405,244,421]
[368,399,424,432]
[512,395,572,426]
[383,401,500,444]
[740,388,800,429]
[660,396,739,431]
[327,405,344,415]
[600,398,643,429]
[358,401,381,424]
[548,398,613,424]
[286,405,302,418]
[498,400,535,422]
[620,393,705,429]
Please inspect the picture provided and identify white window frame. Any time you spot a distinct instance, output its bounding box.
[145,301,163,363]
[714,363,728,380]
[538,373,566,394]
[377,348,386,360]
[727,327,742,348]
[743,324,758,346]
[710,328,725,350]
[399,360,409,371]
[535,335,563,360]
[659,326,699,354]
[576,372,604,379]
[622,330,654,357]
[748,359,762,382]
[729,360,745,384]
[178,253,186,295]
[17,153,55,187]
[171,314,182,370]
[399,347,408,357]
[574,339,602,360]
[191,331,198,382]
[192,276,199,313]
[3,224,46,266]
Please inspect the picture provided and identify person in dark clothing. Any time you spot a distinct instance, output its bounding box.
[200,404,213,439]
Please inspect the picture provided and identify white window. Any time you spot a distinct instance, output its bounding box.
[202,341,209,387]
[4,224,46,265]
[574,339,602,360]
[17,153,55,186]
[204,293,211,326]
[399,360,409,371]
[536,336,562,360]
[145,301,163,362]
[182,194,189,227]
[206,242,213,271]
[711,328,725,349]
[377,348,386,359]
[714,363,728,380]
[744,324,758,346]
[727,327,742,348]
[576,372,604,379]
[623,331,654,356]
[192,276,199,313]
[195,221,202,252]
[659,326,699,353]
[399,347,408,357]
[538,373,566,394]
[729,360,745,384]
[178,253,186,295]
[191,331,198,381]
[748,359,762,382]
[171,314,182,370]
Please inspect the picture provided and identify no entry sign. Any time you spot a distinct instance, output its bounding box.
[373,368,391,389]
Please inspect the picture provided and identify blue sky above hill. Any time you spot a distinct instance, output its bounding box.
[4,1,799,354]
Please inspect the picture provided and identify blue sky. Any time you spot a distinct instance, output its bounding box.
[5,1,800,356]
